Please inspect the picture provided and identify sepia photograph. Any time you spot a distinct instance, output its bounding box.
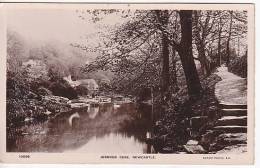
[0,3,255,164]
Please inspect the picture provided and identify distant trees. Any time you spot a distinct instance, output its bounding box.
[7,30,27,74]
[193,11,217,76]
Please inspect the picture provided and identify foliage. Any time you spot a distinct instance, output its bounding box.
[75,85,89,96]
[153,73,221,150]
[47,68,78,99]
[228,54,247,78]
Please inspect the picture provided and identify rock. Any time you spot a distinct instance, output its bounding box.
[43,96,69,104]
[69,102,90,109]
[215,133,247,146]
[183,144,206,154]
[207,133,247,152]
[175,151,188,154]
[216,144,247,154]
[186,140,199,145]
[199,130,222,150]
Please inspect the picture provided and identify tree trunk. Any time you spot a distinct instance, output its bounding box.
[217,17,222,66]
[196,42,210,76]
[161,33,170,93]
[193,11,210,76]
[170,14,179,93]
[226,11,233,66]
[171,47,178,92]
[155,10,170,116]
[155,10,170,98]
[178,10,202,98]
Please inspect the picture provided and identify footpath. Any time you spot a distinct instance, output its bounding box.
[213,66,247,154]
[183,66,247,154]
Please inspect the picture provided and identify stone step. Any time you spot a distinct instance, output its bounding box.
[219,103,247,109]
[221,109,247,116]
[216,144,247,154]
[213,126,247,133]
[216,133,247,145]
[216,116,247,126]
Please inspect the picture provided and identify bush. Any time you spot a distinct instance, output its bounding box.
[37,87,53,96]
[47,67,78,99]
[228,54,247,78]
[49,80,78,100]
[75,85,89,96]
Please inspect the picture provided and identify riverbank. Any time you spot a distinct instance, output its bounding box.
[151,72,222,153]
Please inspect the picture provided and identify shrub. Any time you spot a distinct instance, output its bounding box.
[228,54,247,78]
[75,85,89,96]
[49,80,78,100]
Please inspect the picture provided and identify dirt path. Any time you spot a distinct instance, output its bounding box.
[215,66,247,105]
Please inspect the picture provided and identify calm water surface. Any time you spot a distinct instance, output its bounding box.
[7,101,154,153]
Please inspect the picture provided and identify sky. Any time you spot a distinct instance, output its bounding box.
[6,6,124,45]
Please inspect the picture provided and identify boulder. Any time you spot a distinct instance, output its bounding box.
[199,130,222,150]
[186,140,199,145]
[183,144,206,154]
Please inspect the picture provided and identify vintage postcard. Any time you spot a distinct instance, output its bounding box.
[0,3,255,164]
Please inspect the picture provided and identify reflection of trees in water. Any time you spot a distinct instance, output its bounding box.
[117,103,153,144]
[10,102,152,152]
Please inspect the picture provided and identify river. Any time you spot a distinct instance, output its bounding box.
[7,101,155,153]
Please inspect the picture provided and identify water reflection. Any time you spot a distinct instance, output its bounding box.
[7,102,154,153]
[65,132,147,153]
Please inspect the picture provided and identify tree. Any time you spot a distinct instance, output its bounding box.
[193,11,217,76]
[226,11,233,66]
[155,10,170,97]
[217,13,223,66]
[76,10,165,95]
[77,9,203,99]
[7,30,27,74]
[178,10,202,98]
[154,10,203,98]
